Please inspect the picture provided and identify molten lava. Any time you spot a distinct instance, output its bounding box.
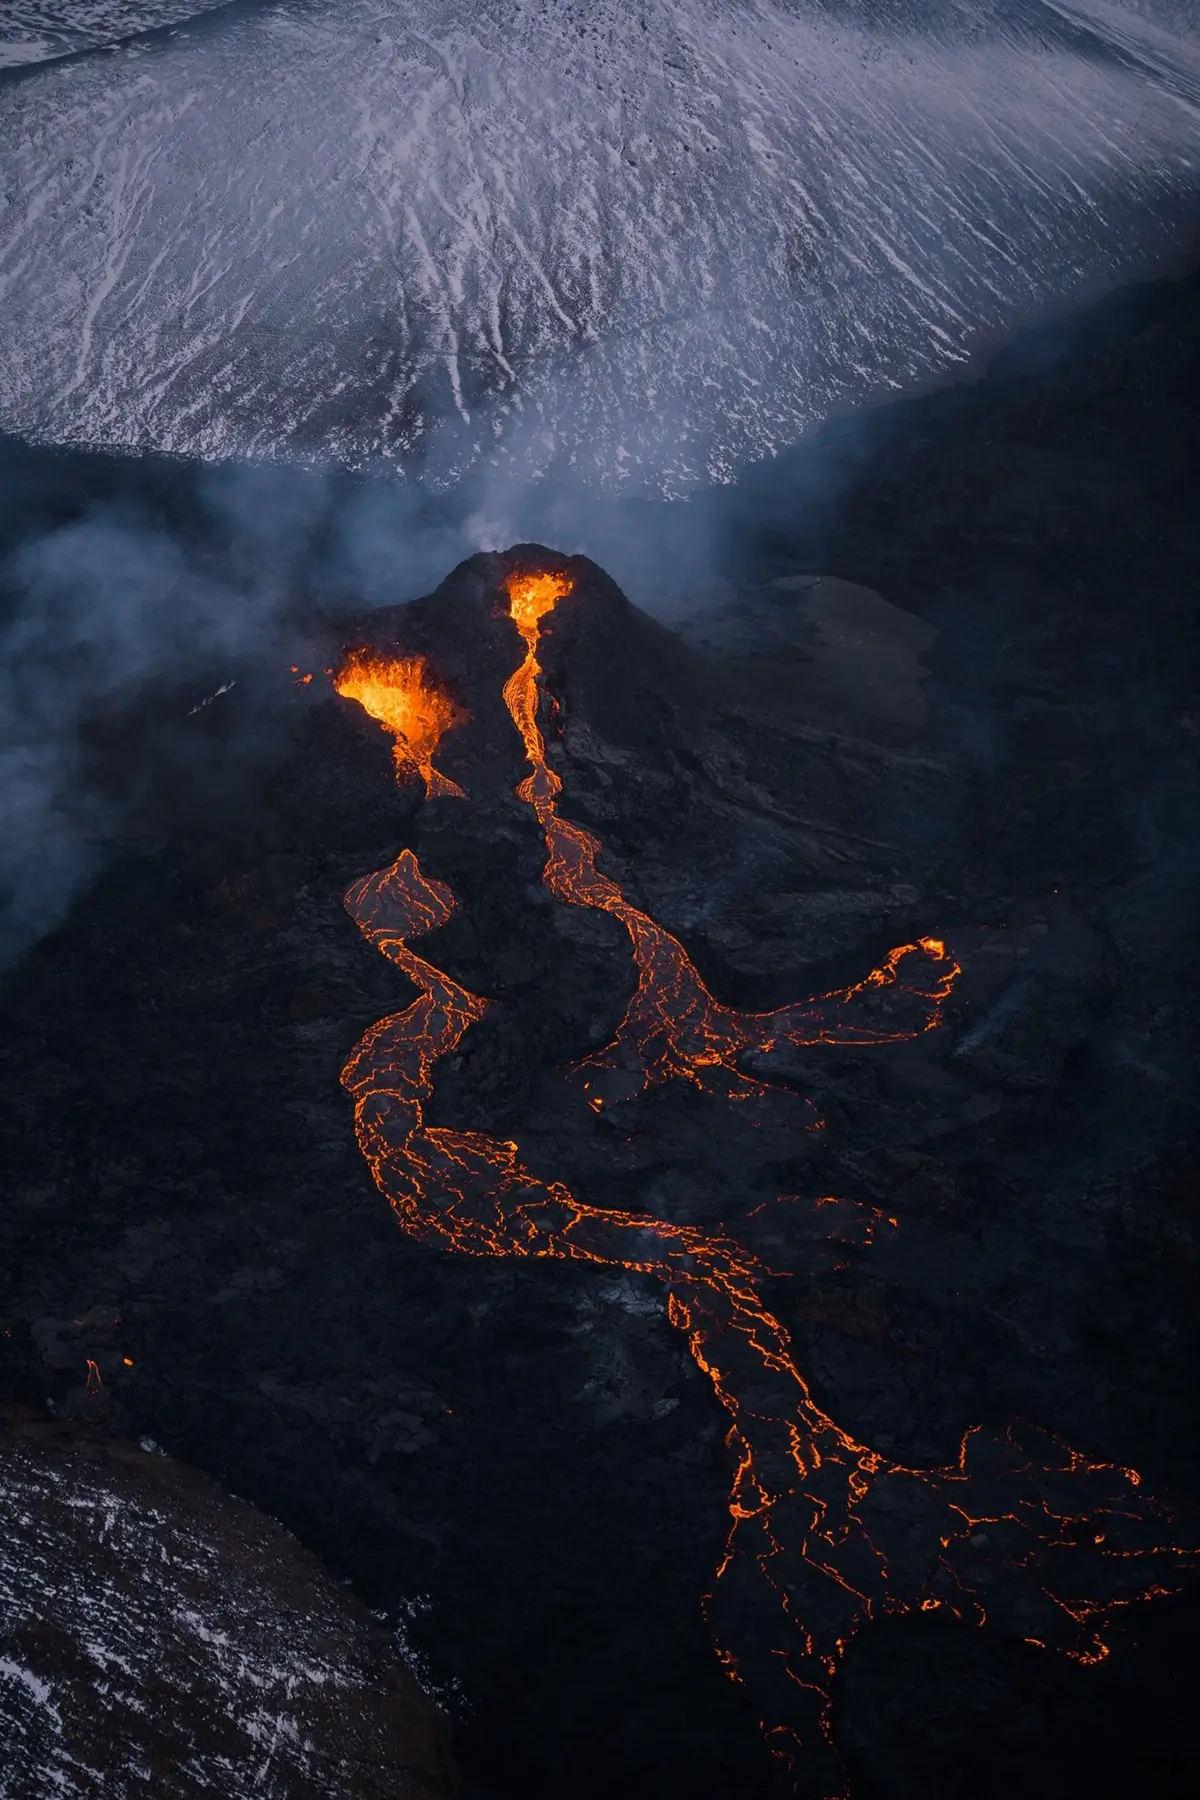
[336,562,1196,1797]
[334,650,466,798]
[506,568,574,642]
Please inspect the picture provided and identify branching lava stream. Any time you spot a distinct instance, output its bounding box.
[336,564,1195,1796]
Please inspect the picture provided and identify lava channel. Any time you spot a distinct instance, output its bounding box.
[334,565,1197,1798]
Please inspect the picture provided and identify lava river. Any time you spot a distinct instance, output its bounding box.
[336,564,1196,1797]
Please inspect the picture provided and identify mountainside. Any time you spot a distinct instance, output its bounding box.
[0,1406,458,1800]
[1,1,1197,487]
[0,2,232,68]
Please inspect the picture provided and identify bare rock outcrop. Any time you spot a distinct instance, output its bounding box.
[0,1406,457,1800]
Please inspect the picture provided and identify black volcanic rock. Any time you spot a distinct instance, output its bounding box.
[336,543,955,1005]
[1,267,1198,1800]
[532,545,715,749]
[0,1405,457,1800]
[338,543,716,811]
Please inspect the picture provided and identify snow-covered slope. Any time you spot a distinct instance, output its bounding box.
[0,2,232,69]
[0,1419,455,1798]
[0,0,1196,490]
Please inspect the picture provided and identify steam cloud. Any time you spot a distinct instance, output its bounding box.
[1,0,1197,963]
[0,422,754,968]
[0,232,1190,972]
[0,462,326,964]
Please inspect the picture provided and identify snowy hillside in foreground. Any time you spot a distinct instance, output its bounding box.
[0,0,1197,491]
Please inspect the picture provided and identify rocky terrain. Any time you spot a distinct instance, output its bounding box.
[1,264,1198,1797]
[0,1403,457,1799]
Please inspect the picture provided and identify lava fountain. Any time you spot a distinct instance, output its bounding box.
[333,560,1196,1797]
[334,650,466,799]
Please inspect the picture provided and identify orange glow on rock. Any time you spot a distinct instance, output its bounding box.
[334,651,466,799]
[337,563,1197,1797]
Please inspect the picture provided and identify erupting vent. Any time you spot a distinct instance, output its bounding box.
[334,650,465,799]
[333,564,1196,1797]
[506,569,574,642]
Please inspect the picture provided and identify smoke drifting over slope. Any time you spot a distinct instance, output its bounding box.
[0,452,688,966]
[3,241,1200,970]
[0,461,328,964]
[1,2,1198,963]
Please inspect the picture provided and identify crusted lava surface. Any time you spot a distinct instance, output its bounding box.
[2,269,1199,1800]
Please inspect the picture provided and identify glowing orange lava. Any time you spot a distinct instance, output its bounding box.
[507,569,574,641]
[334,650,466,798]
[337,565,1196,1797]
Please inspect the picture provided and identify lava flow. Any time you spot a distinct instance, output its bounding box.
[334,650,466,798]
[502,572,958,1111]
[336,566,1196,1797]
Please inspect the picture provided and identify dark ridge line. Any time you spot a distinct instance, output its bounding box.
[0,0,280,89]
[4,0,1198,115]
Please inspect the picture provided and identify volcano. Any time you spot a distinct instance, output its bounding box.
[317,547,1196,1796]
[2,268,1199,1800]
